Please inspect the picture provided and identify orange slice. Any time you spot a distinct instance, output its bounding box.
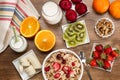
[34,30,56,52]
[20,16,40,38]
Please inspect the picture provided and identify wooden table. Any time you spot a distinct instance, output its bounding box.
[0,0,120,80]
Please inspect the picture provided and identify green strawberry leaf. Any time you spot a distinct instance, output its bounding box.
[96,60,104,67]
[101,53,107,59]
[114,49,120,54]
[104,45,111,49]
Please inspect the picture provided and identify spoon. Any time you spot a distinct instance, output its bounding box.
[79,51,93,80]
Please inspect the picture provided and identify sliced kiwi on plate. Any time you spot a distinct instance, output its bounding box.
[63,21,87,47]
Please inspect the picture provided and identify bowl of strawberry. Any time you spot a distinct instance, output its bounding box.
[42,49,83,80]
[88,43,120,72]
[59,0,88,23]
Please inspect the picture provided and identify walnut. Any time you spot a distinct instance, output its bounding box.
[96,18,114,37]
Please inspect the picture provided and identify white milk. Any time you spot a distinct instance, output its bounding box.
[10,36,27,53]
[42,1,63,25]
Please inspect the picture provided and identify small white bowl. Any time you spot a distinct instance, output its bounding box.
[95,18,115,38]
[42,49,84,80]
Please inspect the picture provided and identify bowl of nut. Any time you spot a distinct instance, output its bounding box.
[42,49,83,80]
[95,18,115,38]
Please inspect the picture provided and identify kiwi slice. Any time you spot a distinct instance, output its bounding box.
[66,39,77,47]
[79,31,86,38]
[63,24,76,40]
[75,22,85,31]
[75,31,86,43]
[72,25,80,33]
[72,22,85,33]
[67,24,74,33]
[63,31,76,41]
[66,29,75,36]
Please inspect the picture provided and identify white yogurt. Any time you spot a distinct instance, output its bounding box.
[10,36,27,53]
[42,1,63,25]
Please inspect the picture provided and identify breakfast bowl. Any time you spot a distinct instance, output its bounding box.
[95,18,115,38]
[42,49,84,80]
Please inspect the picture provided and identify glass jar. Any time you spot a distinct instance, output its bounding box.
[10,36,27,53]
[42,1,63,25]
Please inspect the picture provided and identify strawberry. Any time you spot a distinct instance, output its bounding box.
[103,60,111,69]
[106,55,114,62]
[111,50,120,57]
[92,51,100,59]
[62,66,71,74]
[59,0,72,10]
[44,66,50,72]
[75,3,87,15]
[54,73,61,78]
[104,45,112,54]
[95,44,103,52]
[53,62,61,72]
[71,0,82,4]
[89,59,97,67]
[65,9,77,22]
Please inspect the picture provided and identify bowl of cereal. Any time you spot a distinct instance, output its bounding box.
[42,49,83,80]
[95,18,115,38]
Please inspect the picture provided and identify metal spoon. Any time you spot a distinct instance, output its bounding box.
[79,51,93,80]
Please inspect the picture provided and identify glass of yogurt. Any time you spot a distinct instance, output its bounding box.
[42,1,63,25]
[10,36,27,53]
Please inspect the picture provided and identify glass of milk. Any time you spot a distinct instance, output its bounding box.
[10,36,27,53]
[42,1,63,25]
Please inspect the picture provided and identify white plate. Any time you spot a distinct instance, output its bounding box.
[62,20,90,48]
[12,50,41,80]
[89,43,115,72]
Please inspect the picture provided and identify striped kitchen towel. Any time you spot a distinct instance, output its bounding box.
[0,0,40,53]
[0,0,17,51]
[11,0,40,32]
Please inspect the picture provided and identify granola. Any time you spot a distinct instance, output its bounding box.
[44,51,81,80]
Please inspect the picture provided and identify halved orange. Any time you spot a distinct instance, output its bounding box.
[34,30,56,52]
[20,16,40,38]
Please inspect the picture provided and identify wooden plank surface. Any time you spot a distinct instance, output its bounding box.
[0,0,120,80]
